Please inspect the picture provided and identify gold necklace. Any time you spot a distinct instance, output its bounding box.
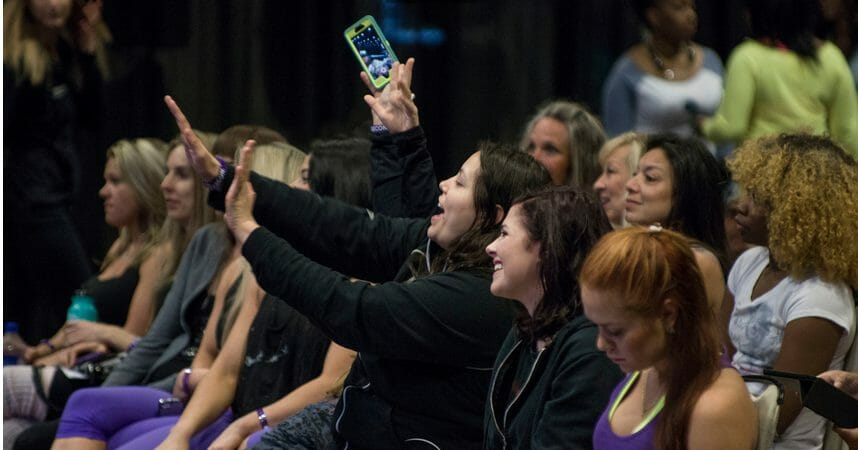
[640,370,657,418]
[647,42,696,80]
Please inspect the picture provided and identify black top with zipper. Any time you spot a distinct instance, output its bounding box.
[483,315,623,450]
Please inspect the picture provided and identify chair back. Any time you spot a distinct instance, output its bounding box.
[822,302,858,450]
[743,374,785,450]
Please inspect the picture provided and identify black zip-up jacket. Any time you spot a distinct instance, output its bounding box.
[483,315,623,450]
[209,129,517,449]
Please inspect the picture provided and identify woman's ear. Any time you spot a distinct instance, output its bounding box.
[494,204,505,225]
[661,297,678,334]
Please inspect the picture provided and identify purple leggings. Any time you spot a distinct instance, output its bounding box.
[56,386,238,449]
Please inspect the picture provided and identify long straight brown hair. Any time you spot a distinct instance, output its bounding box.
[579,226,721,450]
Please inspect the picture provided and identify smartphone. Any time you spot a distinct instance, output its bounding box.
[158,397,184,416]
[344,15,398,89]
[763,369,858,428]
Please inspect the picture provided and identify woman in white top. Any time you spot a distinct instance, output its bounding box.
[601,0,724,149]
[725,133,858,449]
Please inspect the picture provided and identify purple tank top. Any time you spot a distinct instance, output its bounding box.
[592,372,659,450]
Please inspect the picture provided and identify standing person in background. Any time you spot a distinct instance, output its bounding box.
[701,0,858,156]
[818,0,858,88]
[602,0,724,153]
[3,0,111,344]
[519,100,606,188]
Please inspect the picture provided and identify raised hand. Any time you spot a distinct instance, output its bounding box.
[362,58,419,133]
[224,141,261,244]
[164,95,222,182]
[75,0,102,54]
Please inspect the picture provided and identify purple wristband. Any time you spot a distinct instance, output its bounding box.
[40,339,56,352]
[126,338,141,353]
[182,368,192,397]
[205,156,228,191]
[256,408,269,430]
[370,124,389,136]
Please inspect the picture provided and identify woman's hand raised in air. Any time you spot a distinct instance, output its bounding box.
[224,141,261,245]
[362,57,419,134]
[164,95,222,183]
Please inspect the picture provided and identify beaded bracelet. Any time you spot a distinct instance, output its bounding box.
[256,408,270,430]
[204,156,229,191]
[182,367,192,397]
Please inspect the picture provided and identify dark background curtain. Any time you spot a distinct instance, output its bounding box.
[80,0,749,257]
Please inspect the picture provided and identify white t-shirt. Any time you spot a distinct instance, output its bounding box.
[728,246,855,450]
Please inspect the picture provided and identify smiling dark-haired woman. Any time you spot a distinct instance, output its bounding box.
[483,186,622,449]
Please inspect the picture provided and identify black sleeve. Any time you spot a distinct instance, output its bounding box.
[3,66,17,127]
[533,326,624,449]
[370,127,439,219]
[73,52,103,131]
[243,227,516,366]
[210,170,429,283]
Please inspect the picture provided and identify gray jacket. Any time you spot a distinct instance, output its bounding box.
[102,223,230,391]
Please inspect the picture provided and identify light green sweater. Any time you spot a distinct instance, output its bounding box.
[703,40,858,157]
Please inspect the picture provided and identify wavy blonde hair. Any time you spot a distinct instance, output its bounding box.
[156,131,221,293]
[219,142,306,342]
[4,0,110,86]
[102,138,168,269]
[727,133,858,288]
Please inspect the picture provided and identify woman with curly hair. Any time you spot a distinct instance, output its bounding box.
[726,133,858,449]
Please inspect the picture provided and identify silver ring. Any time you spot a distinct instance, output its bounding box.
[410,93,416,101]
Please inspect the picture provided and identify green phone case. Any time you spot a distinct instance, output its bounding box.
[344,15,399,89]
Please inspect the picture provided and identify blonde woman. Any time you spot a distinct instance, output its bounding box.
[592,132,645,229]
[50,142,309,450]
[4,138,166,447]
[4,0,111,344]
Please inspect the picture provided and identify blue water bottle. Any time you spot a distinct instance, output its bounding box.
[4,322,26,365]
[67,290,99,322]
